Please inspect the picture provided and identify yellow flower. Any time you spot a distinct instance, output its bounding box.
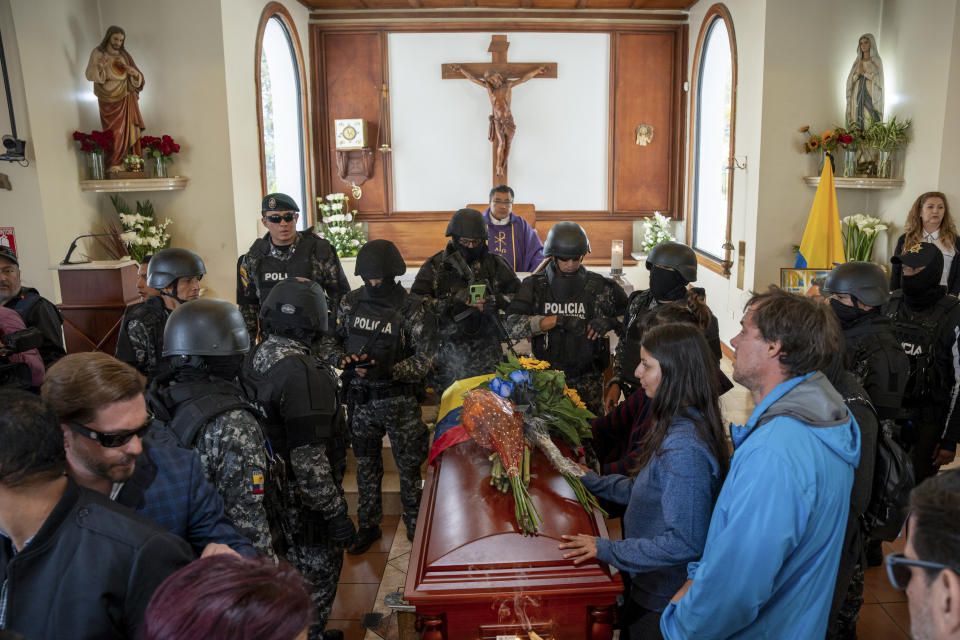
[519,356,551,370]
[820,131,835,144]
[807,138,820,152]
[564,386,587,409]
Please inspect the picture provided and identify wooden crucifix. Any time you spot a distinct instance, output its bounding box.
[442,35,557,185]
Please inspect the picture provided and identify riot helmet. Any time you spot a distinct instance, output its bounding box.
[543,222,591,258]
[822,261,890,308]
[355,240,406,281]
[259,277,328,333]
[147,248,206,289]
[445,208,487,239]
[162,299,249,358]
[646,241,698,283]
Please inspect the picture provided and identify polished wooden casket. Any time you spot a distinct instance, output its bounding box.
[405,441,623,640]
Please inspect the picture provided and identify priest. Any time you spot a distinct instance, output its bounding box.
[483,185,544,272]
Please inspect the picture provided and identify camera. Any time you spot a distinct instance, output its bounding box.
[0,327,43,389]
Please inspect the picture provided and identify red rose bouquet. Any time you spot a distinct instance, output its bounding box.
[140,135,181,162]
[72,129,114,155]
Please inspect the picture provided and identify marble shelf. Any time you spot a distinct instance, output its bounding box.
[802,176,904,190]
[79,176,188,192]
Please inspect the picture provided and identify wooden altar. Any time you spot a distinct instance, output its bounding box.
[55,259,139,355]
[405,441,623,640]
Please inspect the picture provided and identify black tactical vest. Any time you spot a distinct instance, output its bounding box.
[248,233,320,303]
[885,291,959,403]
[345,286,406,380]
[114,296,168,374]
[146,376,255,448]
[531,269,606,372]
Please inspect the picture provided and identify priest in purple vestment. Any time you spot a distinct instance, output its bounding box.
[482,185,545,273]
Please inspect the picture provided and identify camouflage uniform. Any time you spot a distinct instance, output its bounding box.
[506,263,626,416]
[236,230,349,347]
[146,378,277,559]
[325,284,436,534]
[244,334,349,638]
[411,243,520,394]
[115,296,169,378]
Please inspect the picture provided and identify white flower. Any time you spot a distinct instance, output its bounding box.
[349,239,360,246]
[345,213,353,222]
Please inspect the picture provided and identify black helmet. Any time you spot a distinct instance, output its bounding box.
[259,278,328,333]
[162,299,249,357]
[355,240,406,280]
[147,248,206,289]
[543,222,591,258]
[823,261,890,308]
[646,241,697,283]
[445,208,487,239]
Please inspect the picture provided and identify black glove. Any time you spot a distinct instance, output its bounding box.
[330,512,357,549]
[556,315,587,334]
[588,317,617,335]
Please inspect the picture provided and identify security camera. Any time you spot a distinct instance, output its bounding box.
[1,135,25,160]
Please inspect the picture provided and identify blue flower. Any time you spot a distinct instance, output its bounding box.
[490,377,515,398]
[508,369,531,386]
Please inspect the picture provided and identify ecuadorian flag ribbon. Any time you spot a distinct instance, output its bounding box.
[427,373,495,465]
[795,153,846,269]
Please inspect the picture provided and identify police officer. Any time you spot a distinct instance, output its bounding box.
[116,247,205,378]
[145,298,276,558]
[884,242,960,482]
[237,192,350,345]
[241,278,355,640]
[411,208,520,394]
[823,261,908,423]
[506,222,626,415]
[604,241,722,413]
[326,240,435,554]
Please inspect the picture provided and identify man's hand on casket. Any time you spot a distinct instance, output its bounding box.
[558,534,598,565]
[330,513,358,549]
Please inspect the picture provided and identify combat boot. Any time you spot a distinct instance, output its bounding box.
[348,525,382,555]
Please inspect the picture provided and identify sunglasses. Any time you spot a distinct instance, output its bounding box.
[264,213,296,223]
[67,413,153,448]
[885,552,956,590]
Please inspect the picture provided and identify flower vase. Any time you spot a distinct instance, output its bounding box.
[843,149,856,177]
[817,150,826,174]
[88,152,105,180]
[152,156,168,179]
[877,151,891,178]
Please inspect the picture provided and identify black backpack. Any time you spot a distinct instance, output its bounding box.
[863,420,915,541]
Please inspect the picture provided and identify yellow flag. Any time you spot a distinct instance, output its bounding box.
[795,154,846,269]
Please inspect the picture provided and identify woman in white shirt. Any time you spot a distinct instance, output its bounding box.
[891,192,960,295]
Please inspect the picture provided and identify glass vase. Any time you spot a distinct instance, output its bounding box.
[88,152,105,180]
[843,149,856,177]
[877,151,891,178]
[152,156,168,179]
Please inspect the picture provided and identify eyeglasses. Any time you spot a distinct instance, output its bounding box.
[67,413,153,448]
[491,199,513,206]
[264,213,296,223]
[885,552,956,590]
[458,237,484,248]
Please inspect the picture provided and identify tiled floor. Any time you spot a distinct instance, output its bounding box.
[327,357,937,639]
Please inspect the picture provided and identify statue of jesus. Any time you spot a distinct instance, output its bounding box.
[85,26,146,172]
[451,64,547,177]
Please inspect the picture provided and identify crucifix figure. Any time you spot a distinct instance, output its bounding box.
[443,36,557,183]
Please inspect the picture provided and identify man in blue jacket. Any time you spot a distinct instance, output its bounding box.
[661,287,861,639]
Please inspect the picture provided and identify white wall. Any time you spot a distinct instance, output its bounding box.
[389,32,609,211]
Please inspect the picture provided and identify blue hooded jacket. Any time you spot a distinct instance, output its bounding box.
[660,372,860,639]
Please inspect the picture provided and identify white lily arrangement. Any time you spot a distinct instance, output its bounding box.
[110,195,173,263]
[316,193,366,258]
[639,211,676,253]
[842,214,889,262]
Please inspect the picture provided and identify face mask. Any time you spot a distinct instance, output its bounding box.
[203,354,245,379]
[363,278,393,298]
[829,298,869,329]
[649,266,688,301]
[456,242,486,263]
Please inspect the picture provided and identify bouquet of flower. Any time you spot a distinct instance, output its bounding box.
[316,193,366,258]
[110,195,173,263]
[639,212,675,253]
[72,129,114,155]
[842,214,888,262]
[140,135,181,164]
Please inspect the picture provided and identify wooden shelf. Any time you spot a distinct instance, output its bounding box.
[803,176,904,190]
[79,177,189,193]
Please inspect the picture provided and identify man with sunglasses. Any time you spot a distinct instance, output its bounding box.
[887,470,960,640]
[482,184,544,272]
[237,192,350,345]
[116,247,206,379]
[412,208,520,394]
[42,352,256,559]
[0,389,193,640]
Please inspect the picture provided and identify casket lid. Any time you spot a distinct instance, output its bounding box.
[405,441,623,604]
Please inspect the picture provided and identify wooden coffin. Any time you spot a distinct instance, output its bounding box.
[405,440,623,640]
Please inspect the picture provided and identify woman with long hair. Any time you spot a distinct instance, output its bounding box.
[891,191,960,294]
[560,322,729,639]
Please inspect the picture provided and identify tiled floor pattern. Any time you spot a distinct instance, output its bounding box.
[328,356,935,639]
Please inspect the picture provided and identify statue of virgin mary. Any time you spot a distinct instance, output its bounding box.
[846,33,884,128]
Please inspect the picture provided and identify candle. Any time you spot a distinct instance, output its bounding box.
[611,239,624,272]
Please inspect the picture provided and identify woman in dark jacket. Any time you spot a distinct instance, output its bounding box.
[890,191,960,294]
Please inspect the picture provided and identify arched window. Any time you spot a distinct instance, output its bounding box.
[689,5,737,265]
[256,4,310,229]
